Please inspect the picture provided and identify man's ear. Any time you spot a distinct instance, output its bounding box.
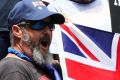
[12,25,23,38]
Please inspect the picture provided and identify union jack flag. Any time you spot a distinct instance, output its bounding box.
[56,23,120,80]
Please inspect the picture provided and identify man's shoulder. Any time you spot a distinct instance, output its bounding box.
[0,58,35,80]
[0,57,22,68]
[0,57,34,75]
[0,57,31,71]
[0,57,22,64]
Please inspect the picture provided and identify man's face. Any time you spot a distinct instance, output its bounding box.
[21,25,53,65]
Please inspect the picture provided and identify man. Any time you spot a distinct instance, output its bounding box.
[0,0,21,60]
[0,0,65,80]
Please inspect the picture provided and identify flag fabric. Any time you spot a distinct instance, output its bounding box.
[56,23,120,80]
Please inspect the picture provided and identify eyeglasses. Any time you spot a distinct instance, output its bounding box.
[31,21,55,31]
[18,20,55,31]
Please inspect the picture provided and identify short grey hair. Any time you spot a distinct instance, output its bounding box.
[9,31,14,46]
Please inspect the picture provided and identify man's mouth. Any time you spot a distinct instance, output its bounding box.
[41,40,48,48]
[40,36,50,49]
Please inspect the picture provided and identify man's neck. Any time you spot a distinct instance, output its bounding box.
[6,53,28,62]
[7,47,32,62]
